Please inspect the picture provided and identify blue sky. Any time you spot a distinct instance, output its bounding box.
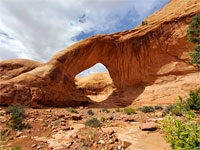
[0,0,170,76]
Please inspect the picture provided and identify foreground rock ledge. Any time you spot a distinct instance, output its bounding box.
[0,0,200,107]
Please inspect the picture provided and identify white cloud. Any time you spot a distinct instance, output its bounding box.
[0,0,169,75]
[77,63,108,77]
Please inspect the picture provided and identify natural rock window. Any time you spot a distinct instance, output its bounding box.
[75,63,115,102]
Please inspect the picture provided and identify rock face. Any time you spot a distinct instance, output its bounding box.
[0,0,200,107]
[0,59,41,82]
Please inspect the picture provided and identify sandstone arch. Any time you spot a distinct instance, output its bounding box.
[0,0,200,107]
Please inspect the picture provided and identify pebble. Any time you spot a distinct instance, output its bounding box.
[37,145,41,149]
[60,126,71,131]
[98,139,105,144]
[16,131,23,137]
[109,138,115,144]
[71,114,82,121]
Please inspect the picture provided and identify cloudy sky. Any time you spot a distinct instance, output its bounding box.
[0,0,170,76]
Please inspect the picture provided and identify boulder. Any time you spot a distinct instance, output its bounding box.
[139,122,157,131]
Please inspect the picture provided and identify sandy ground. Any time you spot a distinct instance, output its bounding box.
[0,106,172,150]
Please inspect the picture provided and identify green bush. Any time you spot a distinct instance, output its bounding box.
[100,108,110,113]
[163,104,182,116]
[6,105,31,130]
[0,129,21,150]
[154,105,163,110]
[6,105,25,116]
[163,97,190,116]
[1,146,21,150]
[139,106,155,113]
[87,110,94,116]
[85,118,101,128]
[53,120,61,126]
[186,88,200,111]
[0,129,10,146]
[141,20,148,26]
[66,107,78,114]
[0,113,3,116]
[115,108,120,112]
[124,108,135,115]
[159,113,200,150]
[100,117,107,122]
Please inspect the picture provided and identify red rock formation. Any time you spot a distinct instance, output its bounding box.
[0,59,41,82]
[0,0,199,107]
[75,72,115,102]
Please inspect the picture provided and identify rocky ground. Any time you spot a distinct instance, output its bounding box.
[0,106,172,150]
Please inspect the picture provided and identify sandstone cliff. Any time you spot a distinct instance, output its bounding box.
[0,0,199,107]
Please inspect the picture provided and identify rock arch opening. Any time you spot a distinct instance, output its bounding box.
[74,63,116,102]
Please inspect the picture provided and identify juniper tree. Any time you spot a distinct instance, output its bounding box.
[187,13,200,70]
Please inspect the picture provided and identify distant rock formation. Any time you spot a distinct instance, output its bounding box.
[0,0,199,107]
[75,72,115,102]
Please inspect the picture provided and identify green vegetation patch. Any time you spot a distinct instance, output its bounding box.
[53,120,61,126]
[6,105,31,130]
[139,106,155,113]
[85,118,101,128]
[100,108,110,113]
[154,105,163,110]
[186,88,200,111]
[115,108,120,112]
[66,107,78,114]
[87,110,94,116]
[187,13,200,70]
[159,88,200,150]
[159,113,200,150]
[141,20,148,26]
[1,146,21,150]
[124,107,135,115]
[100,117,107,122]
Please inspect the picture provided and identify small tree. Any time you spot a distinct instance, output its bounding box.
[187,13,200,70]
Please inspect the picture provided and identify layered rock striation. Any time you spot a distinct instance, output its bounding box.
[0,0,199,107]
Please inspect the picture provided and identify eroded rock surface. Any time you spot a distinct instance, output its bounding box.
[0,0,200,107]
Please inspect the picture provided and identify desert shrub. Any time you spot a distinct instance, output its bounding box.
[85,118,101,128]
[141,20,148,26]
[162,89,200,116]
[115,108,120,112]
[6,105,31,130]
[163,96,190,116]
[124,108,135,115]
[139,106,155,113]
[53,120,61,126]
[66,107,78,114]
[163,104,185,116]
[0,129,10,146]
[41,120,46,124]
[154,105,163,110]
[1,146,21,150]
[87,110,94,116]
[100,108,110,113]
[186,88,200,111]
[6,105,25,116]
[159,113,200,150]
[100,117,107,122]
